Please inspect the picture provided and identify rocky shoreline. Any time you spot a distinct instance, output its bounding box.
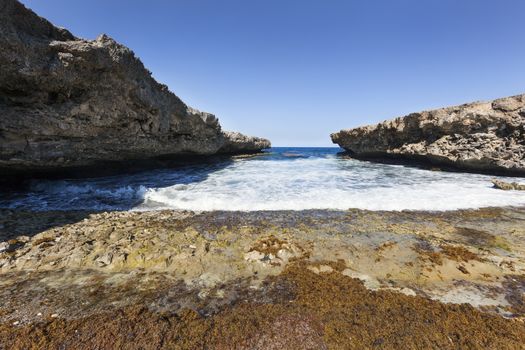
[1,1,525,349]
[332,94,525,176]
[1,207,525,348]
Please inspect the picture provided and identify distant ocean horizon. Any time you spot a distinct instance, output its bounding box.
[2,147,525,212]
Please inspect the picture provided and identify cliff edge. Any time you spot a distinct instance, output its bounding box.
[331,94,525,176]
[0,0,270,176]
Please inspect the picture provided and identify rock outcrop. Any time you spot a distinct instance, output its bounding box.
[492,179,525,191]
[218,131,271,154]
[331,94,525,176]
[0,0,269,176]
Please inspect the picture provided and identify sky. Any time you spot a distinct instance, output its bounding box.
[21,0,525,146]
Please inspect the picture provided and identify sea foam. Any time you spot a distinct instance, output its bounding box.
[2,148,525,211]
[139,154,525,211]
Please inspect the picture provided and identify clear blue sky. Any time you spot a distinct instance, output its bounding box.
[21,0,525,146]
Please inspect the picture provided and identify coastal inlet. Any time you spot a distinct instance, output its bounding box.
[2,148,525,212]
[1,150,525,347]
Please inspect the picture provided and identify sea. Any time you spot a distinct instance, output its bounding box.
[1,147,525,211]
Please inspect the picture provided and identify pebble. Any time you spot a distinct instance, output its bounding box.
[244,250,265,262]
[308,265,334,274]
[319,265,334,273]
[276,249,292,261]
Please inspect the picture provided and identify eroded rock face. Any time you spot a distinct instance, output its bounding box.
[0,0,269,175]
[331,94,525,175]
[219,131,271,154]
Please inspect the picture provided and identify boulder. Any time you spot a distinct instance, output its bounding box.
[492,179,525,191]
[331,94,525,176]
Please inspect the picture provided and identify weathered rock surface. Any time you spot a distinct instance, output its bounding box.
[492,179,525,191]
[0,0,269,175]
[1,208,525,348]
[331,94,525,175]
[218,131,271,154]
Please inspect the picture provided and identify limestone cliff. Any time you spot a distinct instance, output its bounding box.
[331,94,525,176]
[0,0,270,176]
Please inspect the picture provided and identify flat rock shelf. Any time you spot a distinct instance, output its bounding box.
[1,207,525,349]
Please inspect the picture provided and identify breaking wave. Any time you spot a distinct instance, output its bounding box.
[2,148,525,211]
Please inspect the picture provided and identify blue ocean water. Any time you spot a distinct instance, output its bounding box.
[1,147,525,211]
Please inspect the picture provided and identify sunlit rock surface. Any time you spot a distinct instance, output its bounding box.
[0,0,269,176]
[332,94,525,176]
[1,208,525,347]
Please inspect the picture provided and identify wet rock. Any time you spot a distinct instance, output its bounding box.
[492,179,525,191]
[331,94,525,176]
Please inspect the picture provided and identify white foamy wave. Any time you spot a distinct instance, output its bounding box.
[137,156,525,211]
[2,149,525,212]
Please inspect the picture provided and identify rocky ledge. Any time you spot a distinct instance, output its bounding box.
[331,94,525,176]
[1,208,525,348]
[218,131,271,154]
[0,0,270,176]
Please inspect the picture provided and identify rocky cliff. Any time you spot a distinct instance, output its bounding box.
[331,94,525,176]
[0,0,270,176]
